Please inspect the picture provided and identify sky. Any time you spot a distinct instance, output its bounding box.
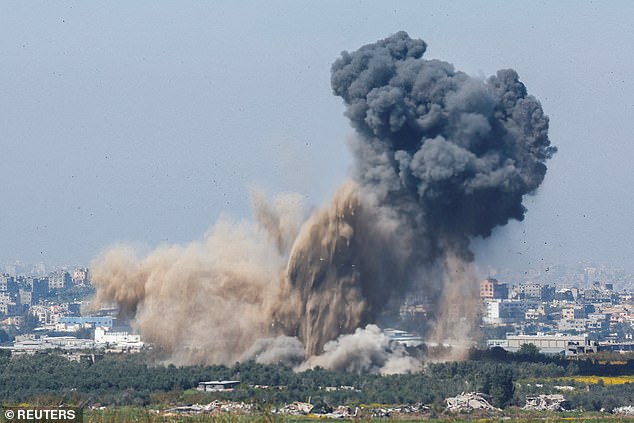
[1,1,634,275]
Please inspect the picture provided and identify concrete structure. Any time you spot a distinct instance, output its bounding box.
[59,316,113,328]
[583,288,613,303]
[524,394,569,411]
[483,299,537,324]
[18,288,32,306]
[48,271,71,290]
[6,335,95,353]
[562,306,586,321]
[94,327,143,350]
[67,352,104,364]
[505,334,597,355]
[480,278,509,299]
[0,276,8,291]
[30,277,49,302]
[197,380,240,392]
[557,319,589,333]
[72,269,88,286]
[0,302,21,315]
[511,283,555,301]
[383,328,423,347]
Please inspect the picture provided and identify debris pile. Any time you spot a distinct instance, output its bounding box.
[163,400,254,415]
[523,394,569,411]
[368,403,429,417]
[445,392,500,412]
[161,400,431,418]
[613,406,634,416]
[274,402,314,415]
[322,405,358,419]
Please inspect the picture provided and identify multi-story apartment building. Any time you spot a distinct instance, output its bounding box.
[480,278,508,299]
[483,299,537,324]
[562,306,586,321]
[48,271,71,290]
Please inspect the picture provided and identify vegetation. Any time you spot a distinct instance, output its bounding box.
[3,347,634,414]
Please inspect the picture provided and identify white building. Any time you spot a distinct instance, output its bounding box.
[383,328,423,347]
[94,327,143,350]
[197,380,240,391]
[8,335,94,353]
[483,299,537,324]
[505,334,597,355]
[72,269,88,286]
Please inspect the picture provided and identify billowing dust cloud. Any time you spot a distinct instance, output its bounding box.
[90,32,555,372]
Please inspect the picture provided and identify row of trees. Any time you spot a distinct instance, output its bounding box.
[2,348,634,410]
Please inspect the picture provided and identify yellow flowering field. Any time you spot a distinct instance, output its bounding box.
[560,375,634,385]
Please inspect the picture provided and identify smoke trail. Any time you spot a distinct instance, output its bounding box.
[90,32,555,370]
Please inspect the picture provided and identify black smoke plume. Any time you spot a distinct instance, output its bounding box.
[333,31,555,245]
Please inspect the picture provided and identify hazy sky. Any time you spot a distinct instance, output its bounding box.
[1,1,634,274]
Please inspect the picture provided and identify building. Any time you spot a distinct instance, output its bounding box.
[48,271,71,290]
[18,288,32,306]
[59,316,113,329]
[557,319,589,333]
[383,328,423,347]
[562,306,586,321]
[0,302,21,316]
[72,269,89,286]
[525,305,551,322]
[505,334,597,355]
[0,276,8,291]
[67,353,104,364]
[30,277,49,303]
[30,305,59,325]
[587,313,609,331]
[7,335,95,353]
[2,316,24,328]
[583,288,613,303]
[511,283,555,301]
[94,327,143,350]
[197,381,240,392]
[480,278,509,299]
[483,299,537,324]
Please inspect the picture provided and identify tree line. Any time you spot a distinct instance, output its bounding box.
[2,347,634,411]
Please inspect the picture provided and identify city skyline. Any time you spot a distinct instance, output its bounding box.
[2,2,634,273]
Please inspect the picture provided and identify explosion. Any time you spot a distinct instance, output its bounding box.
[90,32,555,372]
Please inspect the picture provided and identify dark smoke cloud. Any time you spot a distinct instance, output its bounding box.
[332,32,555,247]
[89,32,555,371]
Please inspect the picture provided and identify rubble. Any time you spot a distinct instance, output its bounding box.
[445,392,500,413]
[523,394,569,411]
[161,400,430,419]
[368,403,429,417]
[613,406,634,416]
[274,401,314,415]
[163,400,254,415]
[322,405,358,418]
